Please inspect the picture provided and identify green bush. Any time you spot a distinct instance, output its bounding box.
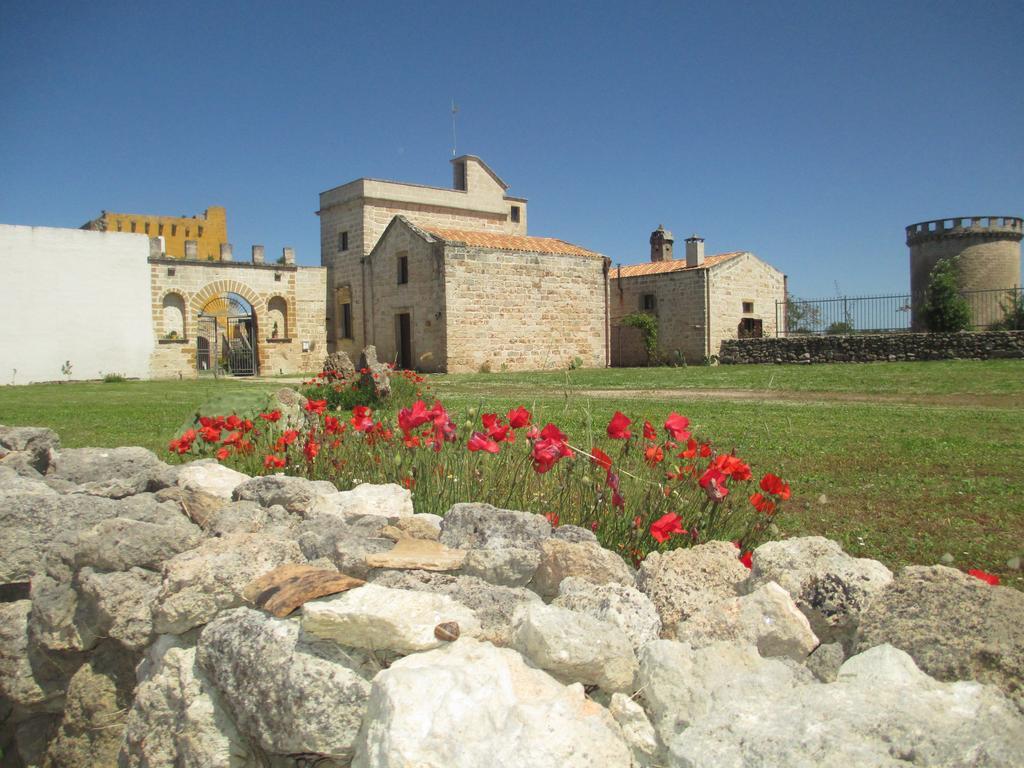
[992,291,1024,331]
[621,312,659,363]
[923,258,972,332]
[826,321,855,335]
[102,372,127,383]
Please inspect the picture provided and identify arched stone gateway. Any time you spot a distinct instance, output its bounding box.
[195,292,258,376]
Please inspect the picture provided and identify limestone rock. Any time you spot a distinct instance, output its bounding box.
[77,567,161,650]
[806,641,846,682]
[241,563,364,618]
[153,533,305,634]
[440,502,551,550]
[120,644,252,767]
[74,516,203,572]
[554,576,662,650]
[510,601,638,693]
[609,692,664,768]
[636,639,812,745]
[1,449,46,479]
[668,644,1024,768]
[302,583,481,654]
[198,607,370,758]
[634,542,749,638]
[365,537,466,571]
[551,523,598,544]
[855,564,1024,704]
[394,513,442,540]
[231,474,338,516]
[675,581,819,661]
[460,546,539,586]
[28,572,99,654]
[0,600,59,719]
[358,345,391,397]
[311,483,414,519]
[176,461,251,500]
[749,536,893,644]
[298,515,394,579]
[0,425,60,473]
[531,538,633,598]
[48,446,167,498]
[368,570,542,646]
[323,350,356,380]
[351,638,632,768]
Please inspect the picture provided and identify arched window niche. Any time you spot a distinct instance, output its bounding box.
[267,296,289,340]
[162,293,186,340]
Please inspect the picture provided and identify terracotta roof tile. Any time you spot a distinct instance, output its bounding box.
[613,252,744,278]
[422,226,604,259]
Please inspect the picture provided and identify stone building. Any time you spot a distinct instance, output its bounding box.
[610,226,785,365]
[905,215,1022,328]
[318,156,609,371]
[83,205,228,261]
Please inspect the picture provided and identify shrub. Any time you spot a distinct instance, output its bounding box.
[991,291,1024,331]
[621,312,659,363]
[301,366,426,414]
[923,258,971,332]
[166,399,789,565]
[102,372,127,383]
[825,321,855,335]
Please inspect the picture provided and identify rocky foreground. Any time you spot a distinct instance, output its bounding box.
[1,425,1023,767]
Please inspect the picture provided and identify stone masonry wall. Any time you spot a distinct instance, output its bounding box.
[719,330,1024,364]
[610,270,708,365]
[149,258,326,378]
[707,253,785,357]
[444,247,608,372]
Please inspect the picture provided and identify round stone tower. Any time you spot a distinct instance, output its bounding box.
[906,215,1022,328]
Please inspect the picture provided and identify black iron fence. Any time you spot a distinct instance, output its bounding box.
[776,287,1023,336]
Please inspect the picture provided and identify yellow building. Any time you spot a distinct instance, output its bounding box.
[82,206,227,260]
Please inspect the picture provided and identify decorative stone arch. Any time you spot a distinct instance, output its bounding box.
[265,294,294,340]
[191,280,269,374]
[156,288,189,339]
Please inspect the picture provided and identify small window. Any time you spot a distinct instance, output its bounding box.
[398,255,409,285]
[642,294,656,311]
[198,225,204,238]
[510,206,521,223]
[338,231,349,252]
[341,302,353,339]
[185,228,190,238]
[171,224,177,236]
[158,223,164,236]
[274,273,282,282]
[742,301,754,314]
[116,222,122,232]
[130,221,137,233]
[144,222,150,234]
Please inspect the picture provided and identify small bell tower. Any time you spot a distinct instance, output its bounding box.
[650,224,674,262]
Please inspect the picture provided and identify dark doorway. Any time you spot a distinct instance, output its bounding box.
[738,318,764,339]
[396,313,412,370]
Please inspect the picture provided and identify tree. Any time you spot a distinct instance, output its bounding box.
[991,291,1024,331]
[784,293,822,334]
[922,257,971,333]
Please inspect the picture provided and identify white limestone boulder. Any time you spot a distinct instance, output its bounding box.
[310,482,413,519]
[351,638,632,768]
[554,576,662,650]
[176,461,251,500]
[530,538,633,598]
[609,692,664,768]
[302,583,481,654]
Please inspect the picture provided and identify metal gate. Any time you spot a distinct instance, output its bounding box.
[196,294,258,377]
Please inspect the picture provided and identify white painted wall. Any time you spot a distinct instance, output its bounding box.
[0,224,154,384]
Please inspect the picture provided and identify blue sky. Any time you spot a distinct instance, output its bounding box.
[2,0,1021,298]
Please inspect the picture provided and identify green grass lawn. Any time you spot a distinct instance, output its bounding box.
[1,360,1022,586]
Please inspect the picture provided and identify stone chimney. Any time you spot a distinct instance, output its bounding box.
[650,225,674,262]
[282,247,295,266]
[252,245,265,264]
[148,237,162,259]
[184,240,198,260]
[685,234,705,267]
[220,243,233,262]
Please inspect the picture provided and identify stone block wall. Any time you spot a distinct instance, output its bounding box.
[610,270,708,365]
[443,246,608,372]
[719,331,1024,364]
[707,253,785,356]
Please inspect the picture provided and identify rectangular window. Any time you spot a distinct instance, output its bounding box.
[130,221,137,233]
[397,255,409,285]
[341,302,352,339]
[185,228,190,238]
[510,206,521,223]
[742,301,754,313]
[198,226,204,238]
[338,231,349,252]
[171,224,177,236]
[116,222,122,232]
[642,293,656,311]
[144,222,150,234]
[158,224,164,236]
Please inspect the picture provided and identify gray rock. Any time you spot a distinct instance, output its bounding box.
[351,638,632,768]
[298,515,393,579]
[460,547,540,587]
[551,524,598,544]
[232,474,338,516]
[203,500,294,537]
[323,350,356,380]
[48,446,168,498]
[176,461,251,500]
[358,345,391,398]
[511,601,638,693]
[198,607,370,758]
[675,581,819,661]
[75,516,203,571]
[311,483,413,519]
[368,570,542,646]
[120,643,253,767]
[805,641,846,682]
[393,513,442,540]
[0,600,61,719]
[636,639,813,746]
[749,536,893,645]
[0,425,60,473]
[440,502,551,550]
[669,644,1024,768]
[608,692,664,768]
[28,572,99,654]
[634,542,748,637]
[855,564,1024,705]
[554,577,661,650]
[0,450,46,479]
[78,567,161,651]
[531,538,633,598]
[154,533,305,634]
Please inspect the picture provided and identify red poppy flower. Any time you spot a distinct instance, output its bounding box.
[590,447,613,471]
[739,551,753,569]
[281,429,299,445]
[199,425,221,443]
[304,399,327,415]
[590,520,599,532]
[467,431,501,454]
[398,400,431,433]
[607,411,632,440]
[678,438,698,459]
[650,512,685,543]
[644,444,665,467]
[507,406,531,428]
[531,438,565,473]
[225,415,242,430]
[350,406,374,432]
[711,453,752,481]
[482,413,511,443]
[240,419,254,433]
[402,476,416,489]
[264,454,286,469]
[664,413,691,442]
[215,446,230,460]
[699,467,729,501]
[643,420,657,441]
[749,492,777,515]
[545,512,559,527]
[303,438,320,462]
[259,410,282,422]
[968,569,1000,586]
[760,473,791,500]
[540,423,568,443]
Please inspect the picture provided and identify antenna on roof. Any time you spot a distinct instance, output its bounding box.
[451,100,459,158]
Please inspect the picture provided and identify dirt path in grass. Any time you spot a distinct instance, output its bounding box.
[577,388,1024,409]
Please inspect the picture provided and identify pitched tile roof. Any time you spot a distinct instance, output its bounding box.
[613,252,744,278]
[422,226,604,259]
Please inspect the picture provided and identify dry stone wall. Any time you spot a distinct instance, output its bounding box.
[720,330,1024,364]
